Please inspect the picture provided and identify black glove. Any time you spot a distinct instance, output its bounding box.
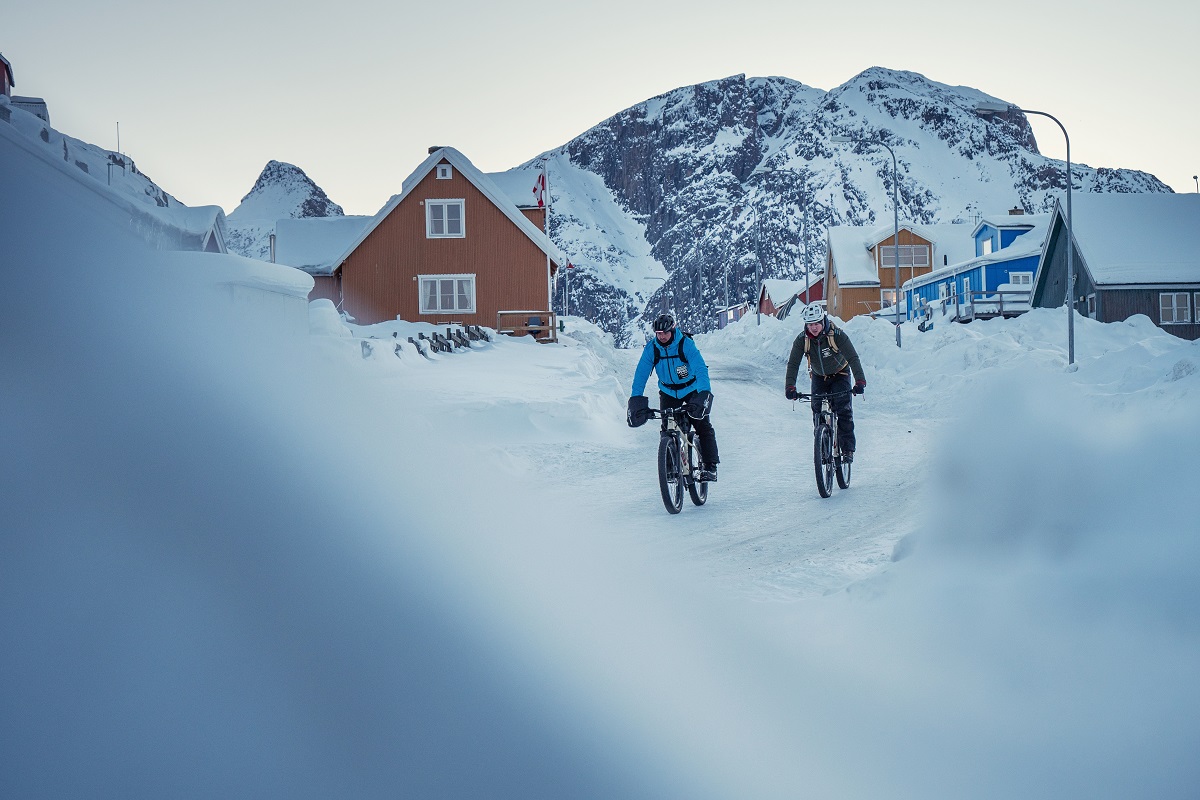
[785,385,799,400]
[686,390,713,420]
[853,379,866,396]
[627,395,650,428]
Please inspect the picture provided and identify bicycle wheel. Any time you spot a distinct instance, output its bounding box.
[814,423,834,498]
[835,443,852,489]
[658,434,685,514]
[686,435,708,506]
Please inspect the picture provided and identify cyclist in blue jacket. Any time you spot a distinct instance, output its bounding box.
[627,313,719,481]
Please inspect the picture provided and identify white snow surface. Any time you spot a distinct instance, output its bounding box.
[1068,193,1200,284]
[5,119,1200,799]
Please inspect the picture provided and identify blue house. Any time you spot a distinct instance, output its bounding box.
[904,211,1048,323]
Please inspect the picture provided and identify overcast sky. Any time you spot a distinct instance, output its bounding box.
[7,0,1197,216]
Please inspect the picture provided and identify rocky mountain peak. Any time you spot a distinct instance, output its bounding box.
[228,160,343,223]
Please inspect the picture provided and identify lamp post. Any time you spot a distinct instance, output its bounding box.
[644,276,669,315]
[831,134,902,348]
[750,202,763,325]
[1194,175,1198,193]
[974,101,1074,364]
[750,166,832,308]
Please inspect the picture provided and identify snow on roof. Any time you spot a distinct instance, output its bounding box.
[828,221,975,285]
[274,216,372,274]
[0,53,12,86]
[0,105,226,251]
[1066,193,1200,285]
[330,147,564,271]
[905,215,1050,290]
[486,168,543,209]
[973,212,1039,237]
[760,278,806,302]
[827,225,878,285]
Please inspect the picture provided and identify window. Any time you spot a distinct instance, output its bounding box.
[1160,292,1191,324]
[436,164,453,180]
[426,200,465,238]
[982,238,994,255]
[938,283,949,300]
[963,277,971,298]
[419,274,476,314]
[1009,272,1033,286]
[1087,293,1097,318]
[880,289,897,308]
[880,245,931,268]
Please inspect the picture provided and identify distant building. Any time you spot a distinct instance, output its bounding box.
[326,147,564,337]
[1033,193,1200,340]
[713,301,751,330]
[0,52,50,124]
[758,274,824,319]
[272,216,372,305]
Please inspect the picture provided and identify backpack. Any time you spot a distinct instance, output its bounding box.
[652,331,694,367]
[803,326,839,357]
[652,332,697,391]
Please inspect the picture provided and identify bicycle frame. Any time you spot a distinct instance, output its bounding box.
[796,390,852,497]
[647,406,708,513]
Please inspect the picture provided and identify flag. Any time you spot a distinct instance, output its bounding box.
[532,171,546,208]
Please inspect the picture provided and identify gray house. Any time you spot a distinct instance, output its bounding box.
[1033,193,1200,340]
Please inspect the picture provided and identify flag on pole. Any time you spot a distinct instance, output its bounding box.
[532,171,546,208]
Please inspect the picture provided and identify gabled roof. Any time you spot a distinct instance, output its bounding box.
[905,216,1049,291]
[328,147,564,271]
[971,213,1039,238]
[1038,193,1200,287]
[827,221,975,285]
[275,216,372,274]
[1,53,13,87]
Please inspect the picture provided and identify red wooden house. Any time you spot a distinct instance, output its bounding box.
[324,147,563,337]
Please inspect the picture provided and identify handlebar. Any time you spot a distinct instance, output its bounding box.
[647,406,691,419]
[794,390,853,400]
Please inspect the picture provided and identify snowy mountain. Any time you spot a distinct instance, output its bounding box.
[512,68,1171,340]
[226,160,345,260]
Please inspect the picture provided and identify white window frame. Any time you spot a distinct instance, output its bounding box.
[982,238,994,255]
[1160,292,1191,324]
[938,282,949,301]
[880,244,931,268]
[419,273,476,315]
[436,164,453,180]
[425,199,465,238]
[1009,271,1033,286]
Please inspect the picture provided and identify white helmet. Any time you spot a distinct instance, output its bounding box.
[801,304,826,324]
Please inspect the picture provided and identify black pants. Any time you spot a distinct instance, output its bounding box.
[660,391,719,466]
[810,372,855,453]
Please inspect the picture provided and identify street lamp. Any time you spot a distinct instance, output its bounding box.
[750,166,831,308]
[1194,175,1198,193]
[831,134,902,348]
[644,276,670,315]
[975,100,1075,364]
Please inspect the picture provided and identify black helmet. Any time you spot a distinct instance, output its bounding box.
[652,313,676,332]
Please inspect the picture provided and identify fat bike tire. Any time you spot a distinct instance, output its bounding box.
[658,434,685,514]
[836,446,852,490]
[687,435,708,506]
[815,424,834,498]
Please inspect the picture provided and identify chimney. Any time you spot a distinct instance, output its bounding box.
[1008,207,1025,215]
[428,145,448,154]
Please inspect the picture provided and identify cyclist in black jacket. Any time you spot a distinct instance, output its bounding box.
[784,305,866,462]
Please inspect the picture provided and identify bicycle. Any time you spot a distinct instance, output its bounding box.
[647,406,709,514]
[796,390,852,498]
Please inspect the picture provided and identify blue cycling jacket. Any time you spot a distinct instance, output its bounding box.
[631,330,711,399]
